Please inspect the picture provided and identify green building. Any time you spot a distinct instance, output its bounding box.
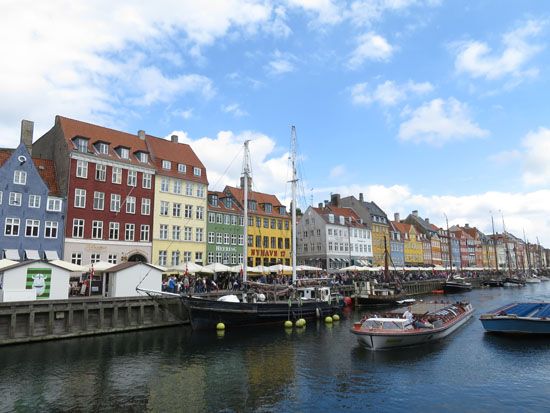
[206,191,244,265]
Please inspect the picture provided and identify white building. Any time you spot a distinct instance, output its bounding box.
[104,261,162,298]
[297,205,373,271]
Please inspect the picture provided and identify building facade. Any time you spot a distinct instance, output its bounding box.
[0,121,65,261]
[206,191,244,265]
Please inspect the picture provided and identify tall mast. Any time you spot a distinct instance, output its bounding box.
[501,213,512,277]
[523,229,531,274]
[290,126,298,284]
[444,213,453,277]
[491,213,499,271]
[242,140,251,283]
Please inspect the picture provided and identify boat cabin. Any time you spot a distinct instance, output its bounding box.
[360,318,412,331]
[299,286,331,302]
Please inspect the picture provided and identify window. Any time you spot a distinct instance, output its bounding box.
[90,253,101,264]
[140,225,150,241]
[248,235,253,246]
[76,160,88,178]
[95,164,106,181]
[256,217,261,227]
[172,225,181,240]
[44,221,58,238]
[264,218,269,228]
[171,251,180,266]
[126,196,136,214]
[74,188,86,208]
[137,152,148,163]
[183,251,192,262]
[265,203,272,213]
[14,170,27,185]
[160,201,169,216]
[108,254,117,264]
[255,236,261,247]
[195,228,203,242]
[109,222,120,240]
[238,235,244,245]
[270,237,276,248]
[110,194,121,212]
[184,227,192,241]
[178,164,186,173]
[141,198,151,215]
[184,205,193,219]
[224,215,231,225]
[208,252,214,264]
[46,197,62,211]
[173,203,181,217]
[9,192,22,206]
[158,250,167,266]
[195,252,203,263]
[231,234,237,245]
[171,179,181,194]
[142,173,152,189]
[119,147,129,159]
[72,219,84,238]
[71,252,82,265]
[92,221,103,239]
[97,142,109,154]
[162,160,171,170]
[231,215,237,225]
[28,194,41,208]
[186,183,193,196]
[208,232,215,243]
[127,170,137,187]
[216,252,222,263]
[208,213,216,223]
[218,214,224,224]
[217,233,223,244]
[196,206,204,220]
[93,192,105,210]
[271,219,276,229]
[160,224,168,240]
[4,217,20,236]
[125,223,135,241]
[196,185,205,198]
[160,177,169,192]
[112,166,122,184]
[75,138,88,153]
[193,167,201,176]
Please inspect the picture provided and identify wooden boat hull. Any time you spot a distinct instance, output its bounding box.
[480,302,550,334]
[443,282,473,293]
[181,296,338,330]
[355,294,407,307]
[352,306,474,350]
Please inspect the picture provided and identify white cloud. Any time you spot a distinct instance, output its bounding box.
[222,103,249,117]
[398,98,489,145]
[285,0,343,25]
[266,50,298,75]
[520,127,550,187]
[488,150,521,165]
[351,80,433,106]
[454,19,546,81]
[347,32,394,69]
[348,0,441,26]
[329,165,347,179]
[171,108,194,119]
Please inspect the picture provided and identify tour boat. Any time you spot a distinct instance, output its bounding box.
[443,277,473,293]
[351,301,474,350]
[502,277,525,287]
[480,302,550,334]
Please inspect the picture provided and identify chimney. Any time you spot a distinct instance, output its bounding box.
[394,213,400,222]
[318,203,323,208]
[330,193,340,207]
[20,120,34,155]
[465,223,470,228]
[412,210,418,217]
[359,193,364,202]
[324,200,329,207]
[171,134,178,143]
[425,218,430,224]
[137,130,146,140]
[240,176,252,191]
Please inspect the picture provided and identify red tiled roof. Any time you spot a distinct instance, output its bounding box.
[57,116,153,168]
[224,186,287,218]
[0,149,60,196]
[208,191,242,213]
[145,135,208,184]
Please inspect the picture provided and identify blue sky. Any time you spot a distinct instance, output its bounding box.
[2,0,550,244]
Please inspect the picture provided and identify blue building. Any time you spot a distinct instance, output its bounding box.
[389,220,405,267]
[0,120,65,261]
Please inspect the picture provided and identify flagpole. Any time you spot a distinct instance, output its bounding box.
[89,263,94,297]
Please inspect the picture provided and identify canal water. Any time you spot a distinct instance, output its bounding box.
[2,284,550,413]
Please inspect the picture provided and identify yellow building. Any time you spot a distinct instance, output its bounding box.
[225,185,291,267]
[395,222,423,266]
[146,134,208,267]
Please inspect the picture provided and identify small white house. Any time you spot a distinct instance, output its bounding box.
[0,260,71,302]
[105,262,162,298]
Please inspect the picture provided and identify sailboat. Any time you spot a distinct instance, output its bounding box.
[353,236,413,307]
[179,128,341,330]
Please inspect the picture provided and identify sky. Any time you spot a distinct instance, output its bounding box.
[1,0,550,245]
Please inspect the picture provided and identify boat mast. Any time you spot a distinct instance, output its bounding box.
[523,229,532,275]
[383,235,389,283]
[242,140,251,283]
[290,126,298,284]
[444,213,453,278]
[501,213,512,277]
[491,213,499,272]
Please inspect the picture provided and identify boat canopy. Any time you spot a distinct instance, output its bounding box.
[362,318,411,330]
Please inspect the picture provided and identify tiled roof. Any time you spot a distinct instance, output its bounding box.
[0,149,60,196]
[145,135,208,184]
[224,186,288,218]
[208,191,242,213]
[312,206,367,228]
[392,221,410,235]
[57,116,153,168]
[365,201,388,218]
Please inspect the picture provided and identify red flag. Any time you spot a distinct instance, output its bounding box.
[88,264,95,296]
[184,263,189,276]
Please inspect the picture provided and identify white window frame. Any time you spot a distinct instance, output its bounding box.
[160,177,169,192]
[160,201,169,216]
[141,198,151,215]
[28,194,41,208]
[140,224,150,241]
[72,219,84,238]
[125,223,135,241]
[126,196,136,214]
[193,167,201,176]
[74,188,86,208]
[112,167,122,184]
[76,160,88,178]
[25,219,40,237]
[127,170,137,187]
[4,217,20,236]
[44,221,58,239]
[158,250,167,266]
[71,253,82,265]
[9,192,22,206]
[119,147,129,159]
[159,224,168,240]
[47,197,62,212]
[142,173,152,189]
[110,194,121,212]
[178,164,186,173]
[162,160,171,170]
[109,222,120,240]
[95,164,107,181]
[13,170,27,185]
[93,191,105,210]
[92,220,103,239]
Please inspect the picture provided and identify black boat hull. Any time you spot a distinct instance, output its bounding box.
[443,282,473,293]
[355,294,407,307]
[181,296,339,330]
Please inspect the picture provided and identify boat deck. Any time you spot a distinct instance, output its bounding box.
[487,302,550,318]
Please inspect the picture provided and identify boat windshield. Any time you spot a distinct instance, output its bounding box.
[361,318,407,330]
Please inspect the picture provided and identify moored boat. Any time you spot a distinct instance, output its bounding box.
[443,277,473,293]
[351,301,474,350]
[502,277,525,287]
[480,302,550,334]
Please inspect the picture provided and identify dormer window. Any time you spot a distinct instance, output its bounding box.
[193,167,201,176]
[74,137,88,153]
[339,216,345,225]
[264,203,272,213]
[178,164,186,173]
[96,142,109,154]
[279,206,286,214]
[137,152,148,163]
[224,197,232,208]
[328,214,334,223]
[249,200,257,211]
[162,160,171,170]
[118,147,129,159]
[210,195,218,207]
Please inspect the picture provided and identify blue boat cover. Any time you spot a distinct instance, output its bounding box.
[501,303,550,318]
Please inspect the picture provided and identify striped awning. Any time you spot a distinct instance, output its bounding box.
[4,249,20,260]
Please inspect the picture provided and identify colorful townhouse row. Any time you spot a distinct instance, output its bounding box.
[296,192,549,272]
[1,116,548,273]
[0,117,291,269]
